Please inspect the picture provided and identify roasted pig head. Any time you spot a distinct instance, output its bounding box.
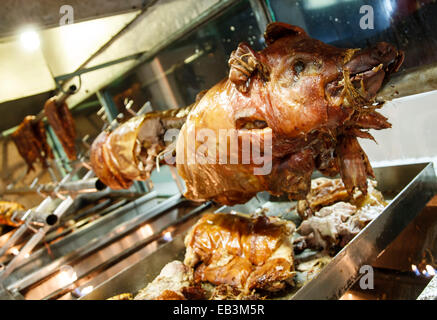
[176,22,403,205]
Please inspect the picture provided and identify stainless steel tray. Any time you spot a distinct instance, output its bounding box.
[82,162,437,300]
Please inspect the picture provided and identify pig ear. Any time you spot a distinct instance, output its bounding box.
[228,42,269,93]
[264,22,306,45]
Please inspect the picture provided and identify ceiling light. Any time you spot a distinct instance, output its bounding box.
[20,29,40,51]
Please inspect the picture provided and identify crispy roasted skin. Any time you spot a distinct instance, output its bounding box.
[12,116,53,172]
[90,106,192,189]
[107,293,133,300]
[176,22,403,205]
[44,97,77,160]
[184,213,295,293]
[0,201,25,227]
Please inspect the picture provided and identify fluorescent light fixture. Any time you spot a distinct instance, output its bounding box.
[20,29,40,51]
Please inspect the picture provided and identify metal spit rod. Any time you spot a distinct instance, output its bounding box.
[0,196,74,281]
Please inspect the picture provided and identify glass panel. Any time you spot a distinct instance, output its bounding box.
[105,0,264,114]
[267,0,437,71]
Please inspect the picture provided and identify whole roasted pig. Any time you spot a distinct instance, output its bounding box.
[176,22,404,205]
[90,106,192,189]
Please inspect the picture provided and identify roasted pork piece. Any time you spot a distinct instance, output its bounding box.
[0,201,25,227]
[90,106,192,189]
[297,177,386,219]
[184,213,296,294]
[296,178,386,251]
[44,97,77,160]
[107,293,133,300]
[134,261,204,300]
[176,22,403,205]
[296,177,350,219]
[12,116,53,172]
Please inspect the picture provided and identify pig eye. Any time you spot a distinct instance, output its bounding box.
[293,61,305,75]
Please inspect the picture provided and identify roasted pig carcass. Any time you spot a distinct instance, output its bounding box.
[184,213,296,295]
[90,106,191,189]
[44,97,77,160]
[295,178,386,251]
[12,116,53,172]
[134,261,204,300]
[176,22,403,205]
[0,201,25,227]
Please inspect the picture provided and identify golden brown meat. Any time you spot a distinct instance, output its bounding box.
[12,116,53,172]
[44,97,77,160]
[184,213,296,294]
[297,177,350,220]
[0,201,25,227]
[176,22,403,205]
[90,106,192,189]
